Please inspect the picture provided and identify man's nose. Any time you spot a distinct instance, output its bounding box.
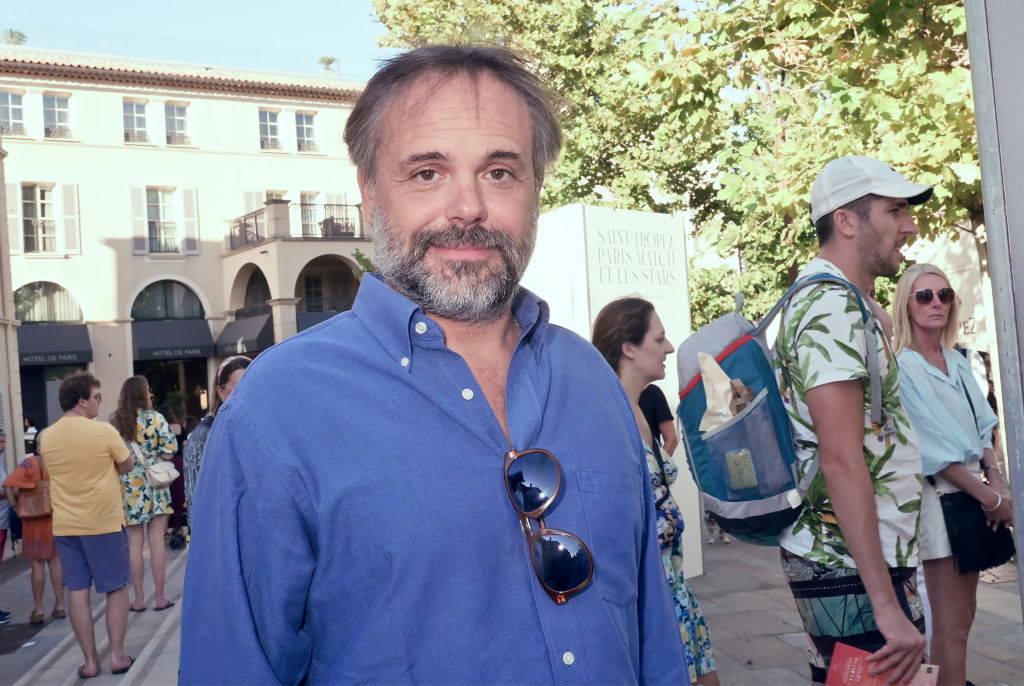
[445,175,487,227]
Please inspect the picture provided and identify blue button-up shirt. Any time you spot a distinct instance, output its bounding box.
[180,274,688,685]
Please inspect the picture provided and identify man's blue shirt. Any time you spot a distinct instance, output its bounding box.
[180,274,688,685]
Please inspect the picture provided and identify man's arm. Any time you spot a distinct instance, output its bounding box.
[115,452,134,475]
[805,380,925,686]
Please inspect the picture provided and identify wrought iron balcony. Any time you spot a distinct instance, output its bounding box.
[166,133,191,145]
[260,138,282,150]
[229,209,268,250]
[44,126,72,139]
[124,131,150,143]
[1,123,26,136]
[22,219,57,253]
[297,140,319,152]
[292,203,363,238]
[148,222,180,253]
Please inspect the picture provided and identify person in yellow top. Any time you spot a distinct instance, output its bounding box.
[41,372,134,679]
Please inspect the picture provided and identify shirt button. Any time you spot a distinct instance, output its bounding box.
[461,388,474,400]
[400,357,410,367]
[562,652,575,666]
[415,322,428,334]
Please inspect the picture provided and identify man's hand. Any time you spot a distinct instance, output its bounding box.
[865,606,927,686]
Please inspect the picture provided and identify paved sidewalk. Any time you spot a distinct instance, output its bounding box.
[689,538,1024,686]
[0,536,1020,684]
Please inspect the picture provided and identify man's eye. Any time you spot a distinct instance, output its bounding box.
[416,170,437,181]
[489,169,512,180]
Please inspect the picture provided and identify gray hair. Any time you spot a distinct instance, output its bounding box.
[343,45,563,190]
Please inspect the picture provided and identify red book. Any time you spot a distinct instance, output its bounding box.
[825,642,938,686]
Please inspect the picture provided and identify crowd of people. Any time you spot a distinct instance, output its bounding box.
[0,44,1015,686]
[0,358,248,678]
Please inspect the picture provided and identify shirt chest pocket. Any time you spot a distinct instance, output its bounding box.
[576,468,644,607]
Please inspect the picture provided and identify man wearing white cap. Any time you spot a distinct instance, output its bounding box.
[773,156,933,685]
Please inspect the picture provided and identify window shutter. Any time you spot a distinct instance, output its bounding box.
[131,186,148,254]
[62,184,81,254]
[243,190,263,214]
[182,188,199,254]
[6,183,20,255]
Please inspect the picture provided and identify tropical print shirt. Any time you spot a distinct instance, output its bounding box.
[774,257,922,569]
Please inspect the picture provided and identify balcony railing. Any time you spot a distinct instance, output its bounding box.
[260,138,282,150]
[291,203,363,238]
[296,296,355,313]
[148,222,180,253]
[297,140,319,152]
[1,123,26,136]
[44,126,72,139]
[23,219,57,253]
[166,133,191,145]
[124,131,150,143]
[234,302,272,319]
[229,208,268,250]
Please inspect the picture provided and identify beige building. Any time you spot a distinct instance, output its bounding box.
[1,46,371,436]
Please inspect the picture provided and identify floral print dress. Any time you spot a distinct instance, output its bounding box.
[646,442,716,681]
[120,409,178,525]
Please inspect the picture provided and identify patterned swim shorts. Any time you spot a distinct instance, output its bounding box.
[780,548,925,683]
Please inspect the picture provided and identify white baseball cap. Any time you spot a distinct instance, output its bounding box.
[810,156,933,225]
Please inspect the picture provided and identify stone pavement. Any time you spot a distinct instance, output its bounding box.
[0,536,1019,684]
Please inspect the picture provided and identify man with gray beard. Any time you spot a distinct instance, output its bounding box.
[181,45,688,685]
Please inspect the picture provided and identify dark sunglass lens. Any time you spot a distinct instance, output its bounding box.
[507,451,559,513]
[938,288,955,303]
[532,534,592,592]
[914,289,933,304]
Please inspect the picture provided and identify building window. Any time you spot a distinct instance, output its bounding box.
[304,276,324,312]
[123,99,148,142]
[259,109,280,149]
[22,185,56,253]
[14,281,83,322]
[165,103,190,145]
[43,94,72,138]
[131,280,205,320]
[147,188,178,253]
[296,112,317,152]
[299,192,319,235]
[0,91,25,136]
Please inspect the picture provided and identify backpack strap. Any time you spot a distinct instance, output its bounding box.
[755,273,883,496]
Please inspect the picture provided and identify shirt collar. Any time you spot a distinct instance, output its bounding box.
[352,273,550,368]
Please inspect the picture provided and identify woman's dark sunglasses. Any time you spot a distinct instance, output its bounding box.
[504,449,594,605]
[913,287,955,305]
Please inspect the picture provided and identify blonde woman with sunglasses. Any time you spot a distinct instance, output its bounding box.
[893,263,1013,686]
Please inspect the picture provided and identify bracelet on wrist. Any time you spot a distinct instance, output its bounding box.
[981,492,1003,513]
[982,464,1001,475]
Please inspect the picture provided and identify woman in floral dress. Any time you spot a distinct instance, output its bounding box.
[593,297,719,685]
[112,376,178,612]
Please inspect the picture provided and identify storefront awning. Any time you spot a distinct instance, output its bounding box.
[215,314,274,356]
[132,320,215,360]
[17,323,93,366]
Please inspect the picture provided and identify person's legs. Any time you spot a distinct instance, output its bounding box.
[126,524,145,610]
[68,588,100,677]
[105,585,132,672]
[147,514,170,607]
[30,560,45,617]
[923,556,978,686]
[49,556,65,614]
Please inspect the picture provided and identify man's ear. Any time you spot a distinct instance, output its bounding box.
[357,173,375,222]
[832,207,860,239]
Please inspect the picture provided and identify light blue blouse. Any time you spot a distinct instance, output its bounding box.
[897,347,998,476]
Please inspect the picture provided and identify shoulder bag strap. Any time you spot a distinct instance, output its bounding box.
[649,441,672,508]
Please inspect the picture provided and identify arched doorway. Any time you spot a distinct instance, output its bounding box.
[14,281,91,430]
[131,280,213,421]
[216,266,275,356]
[294,255,359,331]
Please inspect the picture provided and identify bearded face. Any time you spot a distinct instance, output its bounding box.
[370,202,538,323]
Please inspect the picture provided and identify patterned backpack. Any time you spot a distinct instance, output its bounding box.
[676,274,880,545]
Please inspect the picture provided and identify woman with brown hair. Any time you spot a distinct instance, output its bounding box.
[592,297,719,686]
[183,356,250,528]
[112,375,178,612]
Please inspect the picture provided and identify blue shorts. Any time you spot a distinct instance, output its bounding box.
[56,529,130,593]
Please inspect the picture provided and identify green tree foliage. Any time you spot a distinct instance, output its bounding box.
[2,29,27,45]
[373,1,976,325]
